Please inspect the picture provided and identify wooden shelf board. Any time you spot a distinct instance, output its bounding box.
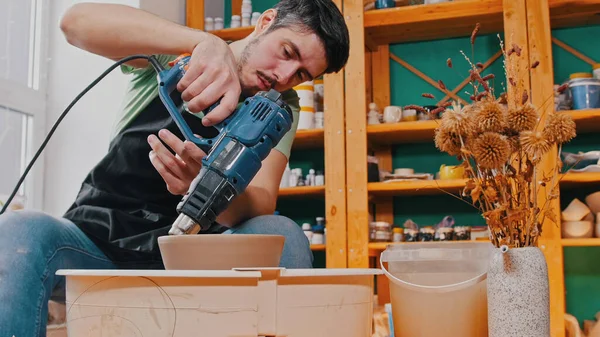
[367,120,440,145]
[363,0,600,46]
[368,179,467,196]
[278,185,325,197]
[548,0,600,30]
[292,129,324,149]
[364,0,505,45]
[210,26,253,41]
[559,172,600,188]
[567,109,600,133]
[561,238,600,247]
[310,244,326,251]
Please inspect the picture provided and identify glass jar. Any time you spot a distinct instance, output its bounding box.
[404,228,419,242]
[454,226,472,240]
[435,227,454,241]
[369,222,392,242]
[392,227,404,242]
[419,226,435,241]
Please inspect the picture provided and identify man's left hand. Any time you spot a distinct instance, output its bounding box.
[147,129,205,195]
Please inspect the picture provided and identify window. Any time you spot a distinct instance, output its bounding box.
[0,0,48,209]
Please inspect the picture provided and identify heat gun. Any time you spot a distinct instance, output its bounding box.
[155,54,294,235]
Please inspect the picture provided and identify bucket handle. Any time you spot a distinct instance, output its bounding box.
[380,258,487,294]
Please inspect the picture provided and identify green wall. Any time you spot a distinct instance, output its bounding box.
[388,26,600,327]
[221,0,600,321]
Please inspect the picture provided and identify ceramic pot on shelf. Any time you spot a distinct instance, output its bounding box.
[487,245,550,337]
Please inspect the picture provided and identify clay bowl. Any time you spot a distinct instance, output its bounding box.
[157,234,285,270]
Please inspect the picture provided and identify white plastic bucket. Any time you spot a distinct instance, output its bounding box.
[380,241,492,337]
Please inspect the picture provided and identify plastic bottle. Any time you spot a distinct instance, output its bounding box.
[242,13,251,27]
[204,17,214,31]
[230,15,241,28]
[214,17,224,30]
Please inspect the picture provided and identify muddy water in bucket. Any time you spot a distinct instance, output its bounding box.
[380,241,491,337]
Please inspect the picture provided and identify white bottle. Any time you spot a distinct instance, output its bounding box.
[306,169,315,186]
[315,171,325,186]
[230,15,241,28]
[242,13,251,27]
[251,12,261,25]
[289,169,298,187]
[214,17,224,30]
[242,0,252,16]
[302,223,313,242]
[204,17,214,31]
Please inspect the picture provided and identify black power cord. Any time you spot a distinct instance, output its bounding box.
[0,54,164,215]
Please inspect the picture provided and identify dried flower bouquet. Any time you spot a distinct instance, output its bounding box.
[417,24,577,248]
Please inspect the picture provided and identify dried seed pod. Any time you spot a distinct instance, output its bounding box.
[403,104,427,113]
[470,95,476,101]
[438,80,446,90]
[447,58,453,68]
[482,74,495,81]
[476,92,488,101]
[522,90,529,104]
[476,62,484,69]
[471,23,480,45]
[531,60,540,69]
[507,48,515,56]
[513,44,522,56]
[557,83,568,93]
[509,77,516,86]
[422,93,435,99]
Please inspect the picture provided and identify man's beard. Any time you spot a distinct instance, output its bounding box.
[238,34,265,98]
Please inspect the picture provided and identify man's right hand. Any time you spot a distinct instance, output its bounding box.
[177,35,241,127]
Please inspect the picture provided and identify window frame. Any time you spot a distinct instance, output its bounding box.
[0,0,50,210]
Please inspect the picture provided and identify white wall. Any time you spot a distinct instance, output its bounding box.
[43,0,187,216]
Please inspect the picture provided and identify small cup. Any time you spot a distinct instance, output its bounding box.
[402,109,417,121]
[394,168,414,176]
[383,106,402,123]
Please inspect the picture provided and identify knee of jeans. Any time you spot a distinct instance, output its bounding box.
[0,210,65,247]
[240,215,310,247]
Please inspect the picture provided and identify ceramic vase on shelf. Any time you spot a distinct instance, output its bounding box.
[487,245,550,337]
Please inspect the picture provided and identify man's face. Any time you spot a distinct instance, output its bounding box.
[237,26,328,97]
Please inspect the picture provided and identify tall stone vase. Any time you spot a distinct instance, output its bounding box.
[487,245,550,337]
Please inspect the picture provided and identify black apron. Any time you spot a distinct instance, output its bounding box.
[63,90,227,266]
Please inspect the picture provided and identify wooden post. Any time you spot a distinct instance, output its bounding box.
[231,0,242,16]
[344,0,370,268]
[526,0,566,335]
[323,0,349,269]
[371,45,393,305]
[186,0,205,31]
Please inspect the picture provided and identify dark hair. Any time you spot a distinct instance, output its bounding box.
[267,0,350,74]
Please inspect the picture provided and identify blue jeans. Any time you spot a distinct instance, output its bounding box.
[0,210,313,337]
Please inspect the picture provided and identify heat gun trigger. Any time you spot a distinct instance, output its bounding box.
[157,53,227,154]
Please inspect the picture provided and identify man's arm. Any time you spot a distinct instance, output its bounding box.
[60,2,241,123]
[215,150,287,226]
[147,129,287,227]
[60,3,201,68]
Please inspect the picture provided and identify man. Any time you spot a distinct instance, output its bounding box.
[0,0,350,335]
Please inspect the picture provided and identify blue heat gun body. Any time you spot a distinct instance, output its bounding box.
[155,54,294,235]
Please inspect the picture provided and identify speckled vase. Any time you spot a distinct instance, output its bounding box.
[487,246,550,337]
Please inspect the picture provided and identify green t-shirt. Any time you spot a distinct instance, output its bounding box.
[114,54,300,159]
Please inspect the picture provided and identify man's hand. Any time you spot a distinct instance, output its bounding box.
[177,35,241,127]
[147,129,205,195]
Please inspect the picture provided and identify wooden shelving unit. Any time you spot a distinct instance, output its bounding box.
[292,129,324,149]
[561,238,600,247]
[344,0,600,336]
[185,0,348,268]
[368,179,467,196]
[210,26,254,41]
[278,185,325,197]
